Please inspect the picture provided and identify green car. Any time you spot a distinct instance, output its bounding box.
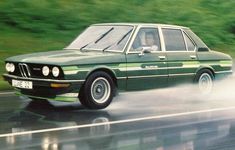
[3,23,233,109]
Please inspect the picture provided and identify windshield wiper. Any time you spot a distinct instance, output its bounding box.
[95,27,114,44]
[117,29,132,45]
[102,29,133,52]
[80,27,115,51]
[80,43,89,51]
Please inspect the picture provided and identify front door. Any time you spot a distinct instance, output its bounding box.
[126,27,168,90]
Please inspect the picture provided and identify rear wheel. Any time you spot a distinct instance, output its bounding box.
[79,71,115,109]
[195,69,214,95]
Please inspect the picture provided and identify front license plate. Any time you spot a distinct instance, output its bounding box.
[12,79,33,89]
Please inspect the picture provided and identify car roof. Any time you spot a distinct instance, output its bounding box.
[92,23,189,29]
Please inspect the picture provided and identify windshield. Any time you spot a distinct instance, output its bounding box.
[66,25,134,52]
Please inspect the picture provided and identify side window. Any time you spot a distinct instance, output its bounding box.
[183,32,196,51]
[131,28,161,52]
[162,28,186,51]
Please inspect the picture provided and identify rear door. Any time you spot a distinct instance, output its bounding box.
[126,26,168,90]
[161,27,198,85]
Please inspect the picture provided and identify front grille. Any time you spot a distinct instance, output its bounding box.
[18,63,31,78]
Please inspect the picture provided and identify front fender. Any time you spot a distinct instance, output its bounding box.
[86,65,117,79]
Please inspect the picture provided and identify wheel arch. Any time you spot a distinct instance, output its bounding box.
[85,66,118,87]
[194,65,215,81]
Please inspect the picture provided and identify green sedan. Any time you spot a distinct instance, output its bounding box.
[3,23,233,109]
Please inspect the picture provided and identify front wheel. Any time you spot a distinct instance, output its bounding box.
[79,71,115,109]
[195,69,214,95]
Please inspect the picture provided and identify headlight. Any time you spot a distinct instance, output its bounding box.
[5,63,11,72]
[52,67,60,77]
[6,63,15,73]
[42,66,50,76]
[10,63,15,72]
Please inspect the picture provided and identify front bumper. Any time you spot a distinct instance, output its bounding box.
[3,74,85,102]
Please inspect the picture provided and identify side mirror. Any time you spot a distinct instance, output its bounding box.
[198,47,209,52]
[138,47,151,56]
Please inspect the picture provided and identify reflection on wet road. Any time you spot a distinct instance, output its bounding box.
[1,81,235,150]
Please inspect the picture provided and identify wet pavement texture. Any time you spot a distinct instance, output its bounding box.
[1,81,235,150]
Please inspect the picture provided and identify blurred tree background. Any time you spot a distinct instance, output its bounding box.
[0,0,234,90]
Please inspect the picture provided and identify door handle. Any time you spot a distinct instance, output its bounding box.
[159,56,166,60]
[190,55,197,59]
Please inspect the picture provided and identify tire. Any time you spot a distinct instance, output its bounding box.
[195,69,214,95]
[79,71,115,109]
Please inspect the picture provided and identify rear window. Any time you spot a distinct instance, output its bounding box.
[162,29,186,51]
[183,32,196,51]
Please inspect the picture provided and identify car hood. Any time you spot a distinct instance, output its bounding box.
[6,50,125,66]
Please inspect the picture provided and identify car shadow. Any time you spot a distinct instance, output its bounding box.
[25,100,85,112]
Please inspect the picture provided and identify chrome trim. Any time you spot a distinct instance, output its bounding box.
[64,70,80,75]
[3,74,85,83]
[164,51,198,53]
[119,65,199,72]
[57,93,79,98]
[128,51,164,54]
[121,25,137,53]
[127,73,196,79]
[158,27,166,52]
[126,25,142,54]
[126,24,199,54]
[190,55,197,59]
[220,64,233,67]
[182,28,189,51]
[215,70,233,74]
[128,74,168,79]
[24,63,31,77]
[169,73,195,76]
[18,63,31,78]
[126,25,164,54]
[182,30,197,51]
[18,64,24,77]
[160,27,197,52]
[117,77,127,79]
[158,56,166,60]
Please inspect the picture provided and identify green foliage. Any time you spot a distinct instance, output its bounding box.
[0,0,234,49]
[0,0,235,90]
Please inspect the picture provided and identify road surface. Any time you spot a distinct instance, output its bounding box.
[0,81,235,150]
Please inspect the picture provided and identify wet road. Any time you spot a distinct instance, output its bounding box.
[1,81,235,150]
